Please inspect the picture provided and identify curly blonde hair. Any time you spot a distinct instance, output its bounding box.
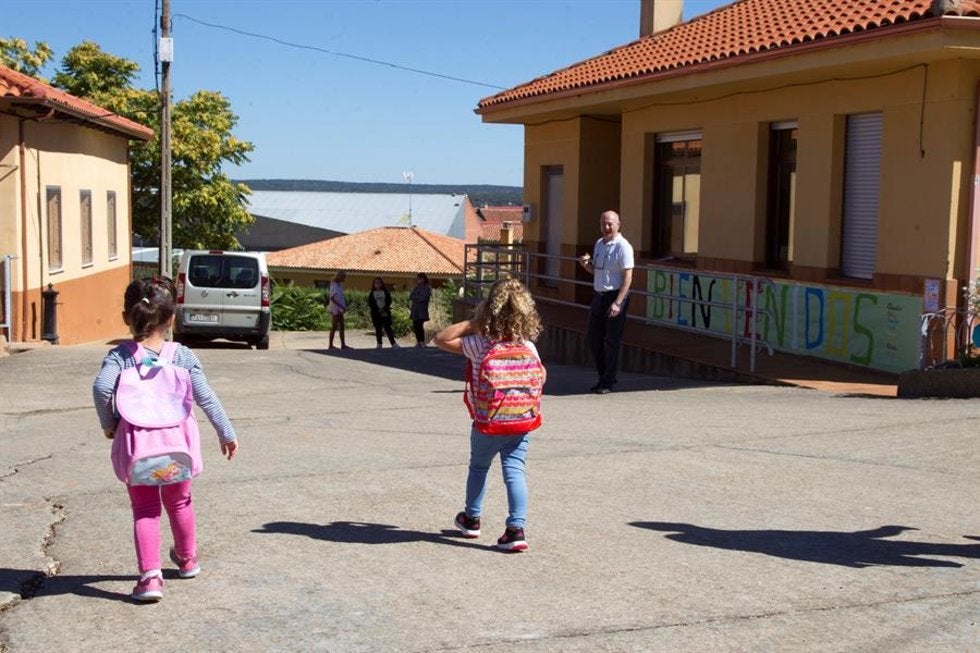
[472,277,542,342]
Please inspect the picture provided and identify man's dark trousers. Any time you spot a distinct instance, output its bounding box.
[587,292,629,389]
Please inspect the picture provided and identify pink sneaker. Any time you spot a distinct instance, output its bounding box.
[132,573,163,602]
[169,548,201,578]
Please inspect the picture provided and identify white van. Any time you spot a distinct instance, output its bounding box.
[174,250,271,349]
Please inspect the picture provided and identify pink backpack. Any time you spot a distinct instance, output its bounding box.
[111,341,202,485]
[465,341,546,435]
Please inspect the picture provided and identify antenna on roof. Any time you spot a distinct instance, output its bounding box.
[402,171,414,227]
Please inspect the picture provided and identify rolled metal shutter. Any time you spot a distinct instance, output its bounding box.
[841,113,882,279]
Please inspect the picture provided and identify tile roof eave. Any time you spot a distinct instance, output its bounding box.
[269,263,460,276]
[0,95,154,141]
[476,16,955,117]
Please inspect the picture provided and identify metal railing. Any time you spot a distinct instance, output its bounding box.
[918,306,979,369]
[463,244,775,372]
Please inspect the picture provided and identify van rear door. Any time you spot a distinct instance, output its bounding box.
[220,255,263,330]
[183,254,226,326]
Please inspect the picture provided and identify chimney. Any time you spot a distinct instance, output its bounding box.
[640,0,684,38]
[931,0,962,15]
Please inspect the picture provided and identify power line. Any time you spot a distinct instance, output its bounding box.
[173,13,506,90]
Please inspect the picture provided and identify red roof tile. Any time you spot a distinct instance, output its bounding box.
[267,226,465,275]
[0,65,153,140]
[477,206,525,241]
[478,0,980,111]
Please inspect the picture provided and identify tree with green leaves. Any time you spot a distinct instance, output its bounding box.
[6,39,255,249]
[0,37,53,78]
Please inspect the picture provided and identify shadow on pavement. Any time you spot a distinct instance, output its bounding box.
[0,568,132,602]
[629,522,980,568]
[304,347,722,396]
[252,520,500,552]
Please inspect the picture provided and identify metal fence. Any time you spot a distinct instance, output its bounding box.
[463,244,775,372]
[918,306,979,369]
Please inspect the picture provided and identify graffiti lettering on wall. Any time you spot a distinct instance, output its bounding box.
[646,271,921,372]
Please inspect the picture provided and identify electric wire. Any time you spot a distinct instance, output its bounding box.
[173,13,505,90]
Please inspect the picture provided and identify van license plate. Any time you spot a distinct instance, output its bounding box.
[188,313,219,323]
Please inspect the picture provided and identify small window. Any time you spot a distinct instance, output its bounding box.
[80,190,93,266]
[653,132,702,258]
[46,187,63,271]
[313,280,329,289]
[765,123,798,270]
[107,191,118,259]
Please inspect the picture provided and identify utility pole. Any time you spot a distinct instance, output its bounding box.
[159,0,173,277]
[403,171,414,227]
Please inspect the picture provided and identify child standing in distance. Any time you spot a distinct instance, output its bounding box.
[368,276,399,349]
[409,273,431,348]
[328,270,350,350]
[93,277,238,602]
[434,277,543,552]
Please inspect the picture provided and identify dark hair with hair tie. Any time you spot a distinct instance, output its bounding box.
[123,276,177,341]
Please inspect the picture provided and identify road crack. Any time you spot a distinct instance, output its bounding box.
[0,454,54,480]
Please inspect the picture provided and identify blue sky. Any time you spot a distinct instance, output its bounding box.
[8,0,728,187]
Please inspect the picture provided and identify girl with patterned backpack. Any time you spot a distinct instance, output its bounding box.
[93,277,239,602]
[435,277,546,552]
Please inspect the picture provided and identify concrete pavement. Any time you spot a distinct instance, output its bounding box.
[1,330,978,652]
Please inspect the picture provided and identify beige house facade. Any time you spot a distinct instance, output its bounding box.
[0,66,152,345]
[477,0,980,373]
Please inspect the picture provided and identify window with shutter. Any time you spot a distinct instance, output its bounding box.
[841,113,882,279]
[46,187,62,271]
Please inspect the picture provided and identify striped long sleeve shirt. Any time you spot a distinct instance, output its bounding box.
[92,342,237,443]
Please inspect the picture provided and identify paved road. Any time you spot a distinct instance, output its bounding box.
[1,331,978,652]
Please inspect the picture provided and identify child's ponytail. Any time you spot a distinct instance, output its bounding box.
[123,277,177,342]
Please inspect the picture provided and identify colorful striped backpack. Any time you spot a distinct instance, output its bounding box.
[465,341,546,435]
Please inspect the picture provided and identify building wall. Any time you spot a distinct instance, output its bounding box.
[0,115,134,343]
[524,118,582,248]
[519,55,979,310]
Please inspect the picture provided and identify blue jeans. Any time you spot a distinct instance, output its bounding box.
[464,426,530,529]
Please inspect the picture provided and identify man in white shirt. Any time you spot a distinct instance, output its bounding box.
[578,211,634,394]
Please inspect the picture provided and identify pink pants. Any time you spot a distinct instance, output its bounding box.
[126,481,196,573]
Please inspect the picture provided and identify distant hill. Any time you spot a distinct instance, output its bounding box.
[237,179,523,207]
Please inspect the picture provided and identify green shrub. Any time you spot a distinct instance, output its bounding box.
[270,284,329,331]
[390,306,412,337]
[433,278,461,323]
[270,283,436,338]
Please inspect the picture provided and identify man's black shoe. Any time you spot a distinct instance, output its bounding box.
[591,384,612,394]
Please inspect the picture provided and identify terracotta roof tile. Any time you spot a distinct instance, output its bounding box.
[478,0,980,110]
[0,65,153,140]
[266,226,465,275]
[477,206,525,241]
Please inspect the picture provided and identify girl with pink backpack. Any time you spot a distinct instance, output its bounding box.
[92,277,239,602]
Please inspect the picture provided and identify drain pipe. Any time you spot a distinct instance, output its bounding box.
[18,119,29,342]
